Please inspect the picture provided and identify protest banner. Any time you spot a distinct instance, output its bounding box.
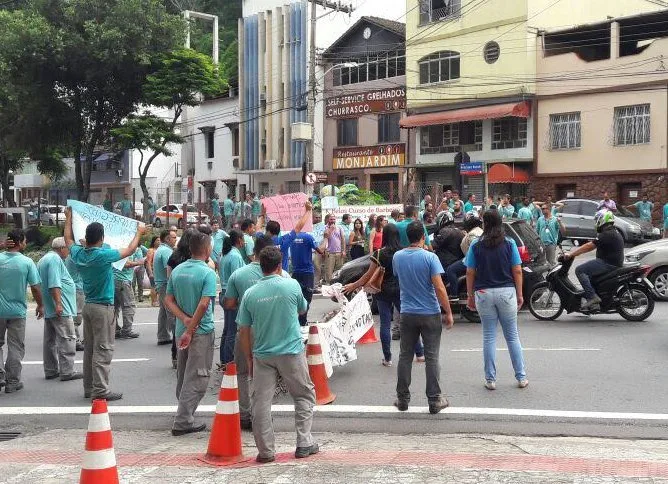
[67,200,141,271]
[321,196,339,211]
[343,290,374,344]
[261,192,313,232]
[316,313,357,378]
[323,204,403,222]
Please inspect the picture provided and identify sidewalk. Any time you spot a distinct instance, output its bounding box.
[2,429,668,483]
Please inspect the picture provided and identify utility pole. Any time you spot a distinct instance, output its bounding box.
[307,0,353,193]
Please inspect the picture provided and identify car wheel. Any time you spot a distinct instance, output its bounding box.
[649,268,668,301]
[154,218,162,228]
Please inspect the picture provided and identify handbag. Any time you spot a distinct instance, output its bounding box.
[364,249,385,295]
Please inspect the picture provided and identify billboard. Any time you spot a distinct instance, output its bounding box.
[325,87,406,118]
[333,144,406,170]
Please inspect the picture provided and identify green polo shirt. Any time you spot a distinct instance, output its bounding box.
[166,259,217,338]
[0,252,41,319]
[67,245,121,305]
[395,219,431,248]
[153,244,173,289]
[219,247,246,291]
[211,229,228,263]
[65,255,84,292]
[237,275,307,359]
[223,198,235,216]
[119,199,133,217]
[37,251,77,319]
[243,234,254,263]
[225,262,290,302]
[113,247,143,283]
[211,198,221,217]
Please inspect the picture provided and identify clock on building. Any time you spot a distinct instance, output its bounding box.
[363,27,371,39]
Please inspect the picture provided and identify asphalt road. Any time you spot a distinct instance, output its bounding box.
[2,251,668,439]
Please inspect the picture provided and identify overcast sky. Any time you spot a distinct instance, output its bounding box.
[316,0,406,49]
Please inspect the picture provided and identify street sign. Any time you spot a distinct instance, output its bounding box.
[315,172,329,183]
[305,172,318,185]
[460,162,483,176]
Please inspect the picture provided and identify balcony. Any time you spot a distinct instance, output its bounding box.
[419,0,461,26]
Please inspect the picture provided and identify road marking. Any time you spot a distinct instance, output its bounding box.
[22,358,150,365]
[451,348,601,352]
[2,404,668,421]
[133,322,157,326]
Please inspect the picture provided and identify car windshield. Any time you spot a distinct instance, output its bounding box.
[509,220,543,256]
[48,207,62,214]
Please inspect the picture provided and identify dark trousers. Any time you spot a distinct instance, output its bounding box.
[292,272,314,326]
[575,259,617,300]
[220,307,238,364]
[446,260,466,295]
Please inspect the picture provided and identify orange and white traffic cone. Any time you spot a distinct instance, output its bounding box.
[80,399,119,484]
[357,325,380,344]
[200,363,249,466]
[307,325,336,405]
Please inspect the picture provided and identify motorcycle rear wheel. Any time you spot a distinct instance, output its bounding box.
[528,282,564,321]
[617,284,655,322]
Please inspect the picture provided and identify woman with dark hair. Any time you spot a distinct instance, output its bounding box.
[343,224,424,367]
[465,209,527,390]
[368,215,385,252]
[218,229,246,368]
[349,218,366,260]
[146,236,161,307]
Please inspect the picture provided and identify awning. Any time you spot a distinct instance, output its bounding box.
[487,163,530,184]
[400,101,531,128]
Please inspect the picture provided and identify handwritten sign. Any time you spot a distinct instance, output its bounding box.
[261,193,312,232]
[67,200,141,271]
[343,290,374,344]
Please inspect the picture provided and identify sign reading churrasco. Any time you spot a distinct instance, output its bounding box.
[325,87,406,118]
[333,144,406,170]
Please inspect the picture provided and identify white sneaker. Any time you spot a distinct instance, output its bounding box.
[485,381,496,390]
[518,379,529,388]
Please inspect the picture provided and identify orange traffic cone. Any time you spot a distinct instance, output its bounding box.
[357,325,380,344]
[200,363,249,466]
[307,325,336,405]
[80,399,119,484]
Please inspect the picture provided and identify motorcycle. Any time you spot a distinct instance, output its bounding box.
[528,255,658,322]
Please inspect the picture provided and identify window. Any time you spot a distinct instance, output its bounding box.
[419,0,461,24]
[337,118,358,146]
[337,175,359,185]
[492,117,527,150]
[378,113,401,143]
[614,104,650,145]
[419,51,460,84]
[259,182,269,196]
[549,112,581,150]
[560,201,581,215]
[483,41,500,64]
[231,126,240,157]
[420,121,482,154]
[285,181,301,193]
[205,131,215,158]
[332,52,405,86]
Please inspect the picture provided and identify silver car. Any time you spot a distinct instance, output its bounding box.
[625,238,668,300]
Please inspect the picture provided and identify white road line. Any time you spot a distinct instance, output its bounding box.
[22,358,150,365]
[132,322,157,326]
[451,348,601,352]
[2,405,668,421]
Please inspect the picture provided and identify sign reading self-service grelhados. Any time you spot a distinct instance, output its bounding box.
[325,87,406,118]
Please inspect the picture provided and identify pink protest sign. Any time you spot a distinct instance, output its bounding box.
[262,193,313,232]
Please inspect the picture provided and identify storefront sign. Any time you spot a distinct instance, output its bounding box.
[326,87,406,118]
[333,144,405,170]
[323,204,404,220]
[460,162,483,176]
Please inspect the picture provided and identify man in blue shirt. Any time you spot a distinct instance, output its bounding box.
[165,231,217,436]
[65,207,146,401]
[627,194,654,222]
[0,229,43,394]
[392,221,453,415]
[37,237,82,382]
[259,200,313,272]
[238,246,317,463]
[290,231,324,326]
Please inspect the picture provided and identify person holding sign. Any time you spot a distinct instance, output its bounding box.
[64,207,146,401]
[258,200,314,272]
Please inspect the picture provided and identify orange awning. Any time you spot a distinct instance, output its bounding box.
[487,163,530,184]
[400,101,531,128]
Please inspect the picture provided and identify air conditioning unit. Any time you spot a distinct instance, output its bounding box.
[207,161,213,170]
[232,157,240,168]
[265,159,277,170]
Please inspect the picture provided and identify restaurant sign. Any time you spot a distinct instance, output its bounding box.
[333,144,405,170]
[326,87,406,118]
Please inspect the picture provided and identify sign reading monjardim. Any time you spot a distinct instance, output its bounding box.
[333,144,406,170]
[326,87,406,118]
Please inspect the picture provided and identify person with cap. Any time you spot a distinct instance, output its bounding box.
[64,207,146,401]
[37,237,83,382]
[0,229,44,393]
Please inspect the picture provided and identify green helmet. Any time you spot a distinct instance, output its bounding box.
[594,209,615,232]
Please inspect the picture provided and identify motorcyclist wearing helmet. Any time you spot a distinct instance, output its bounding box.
[446,211,484,299]
[433,210,465,274]
[563,209,624,309]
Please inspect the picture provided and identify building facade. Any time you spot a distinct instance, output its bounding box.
[322,16,408,203]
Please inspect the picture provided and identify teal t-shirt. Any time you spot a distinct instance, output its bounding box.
[0,252,41,318]
[113,247,142,283]
[243,234,255,263]
[499,205,515,219]
[463,201,474,213]
[517,207,533,223]
[536,216,560,246]
[37,251,77,319]
[64,255,84,291]
[68,245,121,305]
[153,244,173,289]
[119,199,133,217]
[211,198,221,217]
[531,205,541,221]
[237,275,307,359]
[252,198,261,216]
[223,198,235,216]
[395,219,431,248]
[225,262,290,302]
[664,203,668,227]
[166,259,217,338]
[219,247,246,290]
[211,229,228,263]
[634,201,654,221]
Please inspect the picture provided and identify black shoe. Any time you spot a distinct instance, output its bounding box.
[256,454,276,463]
[391,328,401,341]
[45,373,60,380]
[157,340,172,346]
[171,423,206,436]
[120,330,139,339]
[295,443,319,459]
[5,382,24,393]
[393,399,408,411]
[115,331,124,339]
[240,419,253,431]
[60,371,84,381]
[76,341,84,351]
[428,396,449,415]
[95,391,123,401]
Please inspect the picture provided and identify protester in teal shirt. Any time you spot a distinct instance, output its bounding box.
[37,245,77,319]
[517,199,534,223]
[210,221,227,266]
[224,196,235,217]
[395,207,430,248]
[498,197,515,219]
[69,245,122,305]
[119,194,133,219]
[252,194,262,220]
[153,234,175,290]
[629,196,654,222]
[147,197,157,222]
[218,230,246,291]
[211,195,221,220]
[0,230,42,319]
[663,201,668,233]
[535,205,564,266]
[463,194,475,213]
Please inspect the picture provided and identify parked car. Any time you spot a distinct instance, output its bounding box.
[27,205,65,225]
[153,204,209,228]
[624,238,668,301]
[557,199,661,245]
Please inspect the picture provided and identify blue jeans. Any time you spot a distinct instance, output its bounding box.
[474,287,526,382]
[220,307,238,364]
[575,259,617,300]
[377,297,423,362]
[446,260,466,294]
[292,272,314,326]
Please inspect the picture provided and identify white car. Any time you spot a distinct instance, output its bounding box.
[625,238,668,301]
[153,204,209,228]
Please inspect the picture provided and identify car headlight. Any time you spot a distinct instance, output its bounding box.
[652,227,660,235]
[630,225,641,233]
[625,249,655,262]
[331,270,341,280]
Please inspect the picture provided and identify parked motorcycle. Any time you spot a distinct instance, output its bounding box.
[528,255,658,322]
